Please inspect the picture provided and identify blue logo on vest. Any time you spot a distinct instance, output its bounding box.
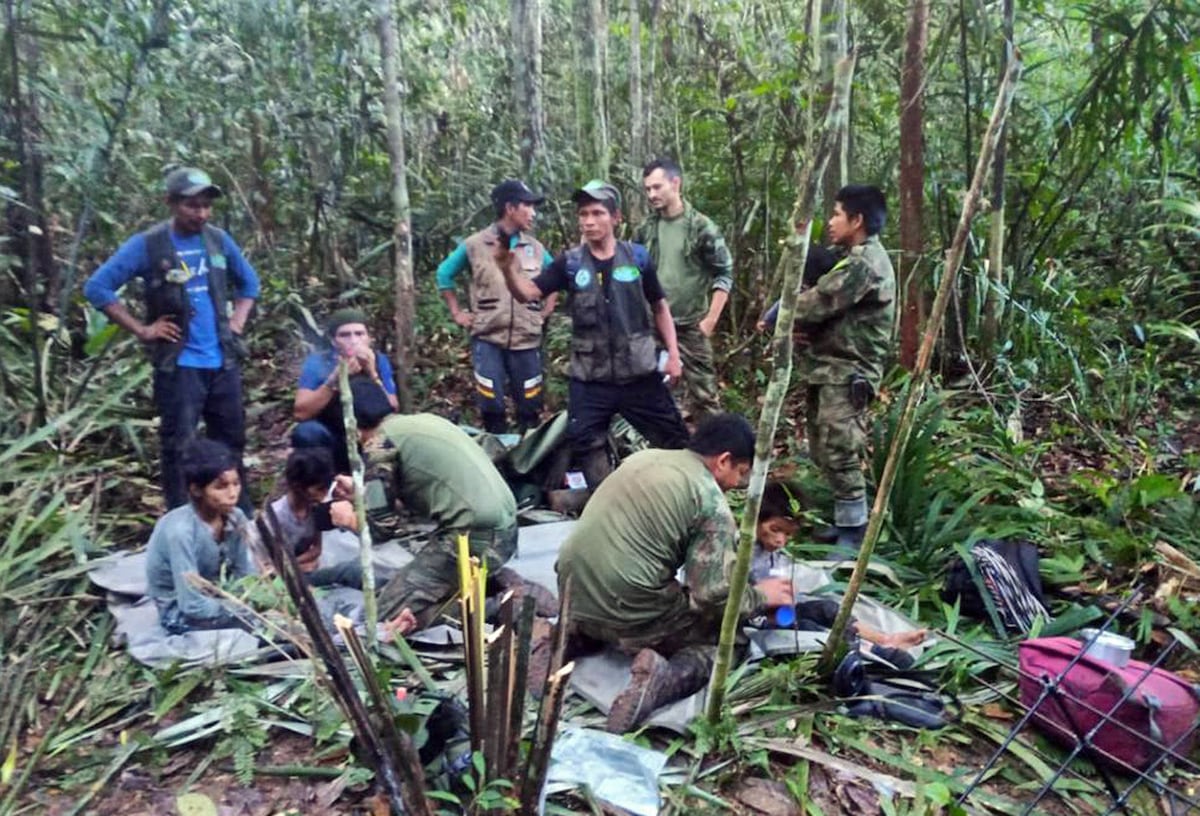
[612,265,640,283]
[574,268,592,288]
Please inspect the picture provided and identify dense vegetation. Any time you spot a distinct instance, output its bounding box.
[1,0,1197,813]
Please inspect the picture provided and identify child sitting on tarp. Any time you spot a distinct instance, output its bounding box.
[750,481,925,661]
[266,447,364,588]
[145,438,258,634]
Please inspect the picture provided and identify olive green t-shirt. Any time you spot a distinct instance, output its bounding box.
[557,449,763,628]
[365,413,516,533]
[653,214,708,325]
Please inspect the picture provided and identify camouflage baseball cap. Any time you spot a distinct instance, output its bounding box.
[165,167,223,199]
[572,179,621,209]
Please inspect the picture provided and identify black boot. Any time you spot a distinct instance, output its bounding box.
[812,525,839,544]
[834,524,866,551]
[829,497,868,555]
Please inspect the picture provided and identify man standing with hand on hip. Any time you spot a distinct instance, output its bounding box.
[84,166,259,511]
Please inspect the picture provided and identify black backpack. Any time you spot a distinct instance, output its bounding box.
[942,539,1050,634]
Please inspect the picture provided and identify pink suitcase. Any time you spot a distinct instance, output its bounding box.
[1018,637,1199,772]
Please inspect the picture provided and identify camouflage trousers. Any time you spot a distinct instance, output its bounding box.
[675,323,721,423]
[805,383,869,502]
[377,523,518,628]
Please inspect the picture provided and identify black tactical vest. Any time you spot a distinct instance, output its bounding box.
[565,241,658,383]
[142,221,237,371]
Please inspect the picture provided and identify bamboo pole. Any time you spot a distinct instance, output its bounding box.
[705,52,857,724]
[818,57,1023,675]
[338,359,378,647]
[458,535,487,755]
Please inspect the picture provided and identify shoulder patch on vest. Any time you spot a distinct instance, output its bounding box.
[612,265,640,283]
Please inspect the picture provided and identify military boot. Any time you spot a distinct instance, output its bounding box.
[829,497,868,555]
[812,525,840,544]
[606,647,711,733]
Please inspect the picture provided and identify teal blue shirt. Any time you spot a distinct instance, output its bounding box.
[436,239,553,290]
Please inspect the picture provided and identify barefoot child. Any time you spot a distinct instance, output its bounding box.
[145,438,256,633]
[751,481,926,655]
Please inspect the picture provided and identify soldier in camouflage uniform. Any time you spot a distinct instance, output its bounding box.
[636,158,733,423]
[794,185,895,550]
[552,414,794,732]
[330,382,520,635]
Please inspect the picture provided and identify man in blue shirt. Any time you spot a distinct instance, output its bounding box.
[292,308,399,471]
[84,167,260,511]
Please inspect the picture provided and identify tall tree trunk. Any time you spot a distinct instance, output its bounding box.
[645,0,659,153]
[819,0,848,212]
[707,52,857,724]
[376,0,415,413]
[898,0,929,370]
[627,0,645,221]
[3,0,52,425]
[61,0,171,317]
[979,0,1013,358]
[819,58,1022,676]
[574,0,609,178]
[943,0,974,376]
[511,0,546,180]
[629,0,643,161]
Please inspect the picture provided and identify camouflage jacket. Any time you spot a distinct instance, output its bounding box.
[634,202,733,326]
[558,449,765,627]
[360,414,517,543]
[794,235,895,387]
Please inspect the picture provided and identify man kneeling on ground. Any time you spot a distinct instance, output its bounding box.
[328,381,547,637]
[554,413,795,733]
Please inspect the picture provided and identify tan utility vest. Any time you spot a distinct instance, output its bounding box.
[462,224,547,350]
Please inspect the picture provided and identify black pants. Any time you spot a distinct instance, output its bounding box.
[566,374,689,453]
[153,364,249,512]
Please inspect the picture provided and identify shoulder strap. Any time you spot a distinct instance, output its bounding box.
[201,224,226,261]
[565,246,583,276]
[142,220,176,272]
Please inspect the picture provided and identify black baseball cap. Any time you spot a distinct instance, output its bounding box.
[491,179,544,207]
[165,167,223,199]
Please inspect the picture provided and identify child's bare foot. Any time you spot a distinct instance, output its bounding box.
[873,628,928,649]
[380,608,418,642]
[854,621,928,650]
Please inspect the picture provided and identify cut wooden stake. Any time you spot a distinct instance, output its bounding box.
[818,56,1023,675]
[335,615,431,813]
[520,661,575,815]
[258,506,424,816]
[507,595,537,776]
[458,537,487,755]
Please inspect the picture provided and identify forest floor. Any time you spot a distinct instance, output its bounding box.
[11,335,1200,816]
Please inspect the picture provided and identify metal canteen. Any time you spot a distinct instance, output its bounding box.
[1078,628,1135,667]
